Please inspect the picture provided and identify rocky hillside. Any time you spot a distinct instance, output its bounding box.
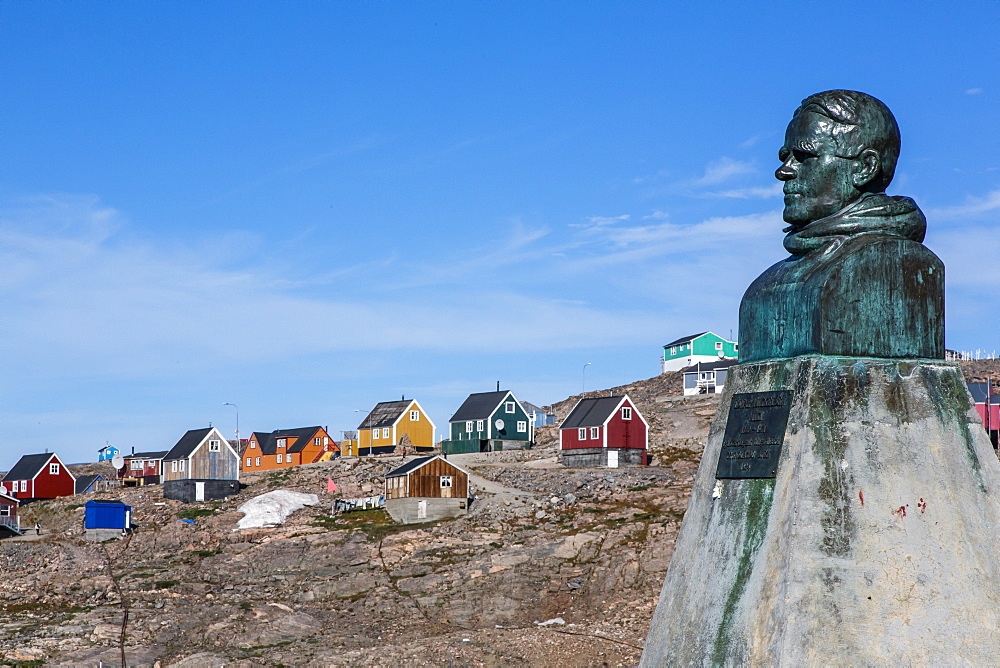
[2,361,996,667]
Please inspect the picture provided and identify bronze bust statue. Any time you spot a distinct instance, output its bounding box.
[739,90,944,362]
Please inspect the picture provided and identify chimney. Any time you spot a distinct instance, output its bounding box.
[131,446,135,455]
[497,381,500,391]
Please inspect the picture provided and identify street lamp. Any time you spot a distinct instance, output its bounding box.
[582,362,592,394]
[223,402,239,448]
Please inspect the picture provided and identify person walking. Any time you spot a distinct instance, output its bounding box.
[34,522,40,536]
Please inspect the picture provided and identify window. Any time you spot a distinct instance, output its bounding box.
[49,463,60,475]
[314,437,322,447]
[440,476,452,488]
[410,410,420,421]
[0,506,8,517]
[476,420,484,432]
[277,454,283,463]
[250,441,256,449]
[179,460,185,472]
[734,343,739,351]
[517,421,527,433]
[277,438,286,448]
[382,427,390,439]
[591,427,599,439]
[208,440,221,452]
[670,346,677,355]
[622,407,632,420]
[171,461,177,473]
[131,460,142,470]
[715,341,724,350]
[505,401,515,414]
[255,457,260,466]
[246,458,251,467]
[323,436,329,446]
[578,428,586,440]
[466,421,474,433]
[21,480,27,492]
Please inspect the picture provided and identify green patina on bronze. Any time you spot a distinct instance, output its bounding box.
[739,90,944,363]
[710,478,775,665]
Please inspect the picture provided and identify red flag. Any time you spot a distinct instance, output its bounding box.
[327,478,337,493]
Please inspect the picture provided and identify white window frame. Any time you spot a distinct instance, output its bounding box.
[622,407,632,420]
[314,437,322,446]
[49,463,60,475]
[410,410,420,421]
[277,454,283,463]
[246,457,251,467]
[670,346,677,355]
[171,461,177,473]
[517,421,527,433]
[179,460,185,472]
[505,402,515,414]
[440,476,452,488]
[591,427,599,439]
[465,421,474,433]
[277,438,286,448]
[208,440,221,452]
[0,506,9,517]
[131,460,143,470]
[250,441,256,449]
[20,480,27,492]
[715,341,724,350]
[578,428,586,440]
[476,420,484,432]
[255,457,261,466]
[382,427,390,439]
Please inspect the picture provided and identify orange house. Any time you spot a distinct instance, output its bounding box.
[241,426,339,472]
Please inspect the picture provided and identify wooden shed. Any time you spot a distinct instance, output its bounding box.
[383,455,469,524]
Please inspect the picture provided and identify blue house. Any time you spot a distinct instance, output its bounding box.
[522,401,556,427]
[97,445,120,462]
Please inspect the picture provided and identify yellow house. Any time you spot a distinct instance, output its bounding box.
[357,399,436,455]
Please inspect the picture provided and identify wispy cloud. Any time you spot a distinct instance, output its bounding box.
[692,157,756,186]
[927,189,1000,218]
[966,88,983,95]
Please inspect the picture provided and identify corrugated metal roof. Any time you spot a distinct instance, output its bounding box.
[560,396,625,429]
[450,391,510,422]
[385,454,469,478]
[358,401,411,430]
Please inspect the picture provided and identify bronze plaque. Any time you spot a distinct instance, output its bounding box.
[715,391,792,479]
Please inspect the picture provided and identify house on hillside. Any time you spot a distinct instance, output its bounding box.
[358,399,436,456]
[522,401,556,428]
[162,427,240,502]
[682,359,737,396]
[442,390,533,454]
[968,382,999,448]
[117,450,168,486]
[339,431,359,457]
[242,426,339,472]
[383,455,470,524]
[75,475,103,495]
[559,394,649,468]
[0,491,20,537]
[662,332,738,373]
[1,453,76,501]
[97,445,120,462]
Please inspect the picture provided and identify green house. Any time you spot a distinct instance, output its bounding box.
[441,390,533,454]
[661,332,738,372]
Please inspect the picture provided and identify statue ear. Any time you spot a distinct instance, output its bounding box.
[853,149,882,189]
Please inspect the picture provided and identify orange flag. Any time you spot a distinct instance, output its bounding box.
[327,478,337,494]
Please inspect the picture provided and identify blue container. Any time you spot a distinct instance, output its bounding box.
[84,499,131,529]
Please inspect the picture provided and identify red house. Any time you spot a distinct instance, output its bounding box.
[0,490,20,536]
[116,450,168,486]
[969,382,1000,449]
[1,453,76,501]
[559,394,649,468]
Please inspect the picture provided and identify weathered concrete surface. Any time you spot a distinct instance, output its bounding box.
[384,496,467,524]
[561,447,646,468]
[642,357,1000,666]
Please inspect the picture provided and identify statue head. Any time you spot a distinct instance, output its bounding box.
[776,90,900,228]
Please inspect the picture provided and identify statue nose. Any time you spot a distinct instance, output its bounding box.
[775,162,795,181]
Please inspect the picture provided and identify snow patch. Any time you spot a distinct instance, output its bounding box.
[236,490,319,530]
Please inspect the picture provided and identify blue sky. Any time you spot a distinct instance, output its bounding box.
[1,2,998,470]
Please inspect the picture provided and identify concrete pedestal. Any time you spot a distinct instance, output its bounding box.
[641,357,1000,666]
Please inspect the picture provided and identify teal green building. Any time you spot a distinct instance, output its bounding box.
[661,332,738,372]
[441,390,532,454]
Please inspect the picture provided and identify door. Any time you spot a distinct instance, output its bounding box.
[195,482,206,502]
[417,500,427,519]
[607,450,619,468]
